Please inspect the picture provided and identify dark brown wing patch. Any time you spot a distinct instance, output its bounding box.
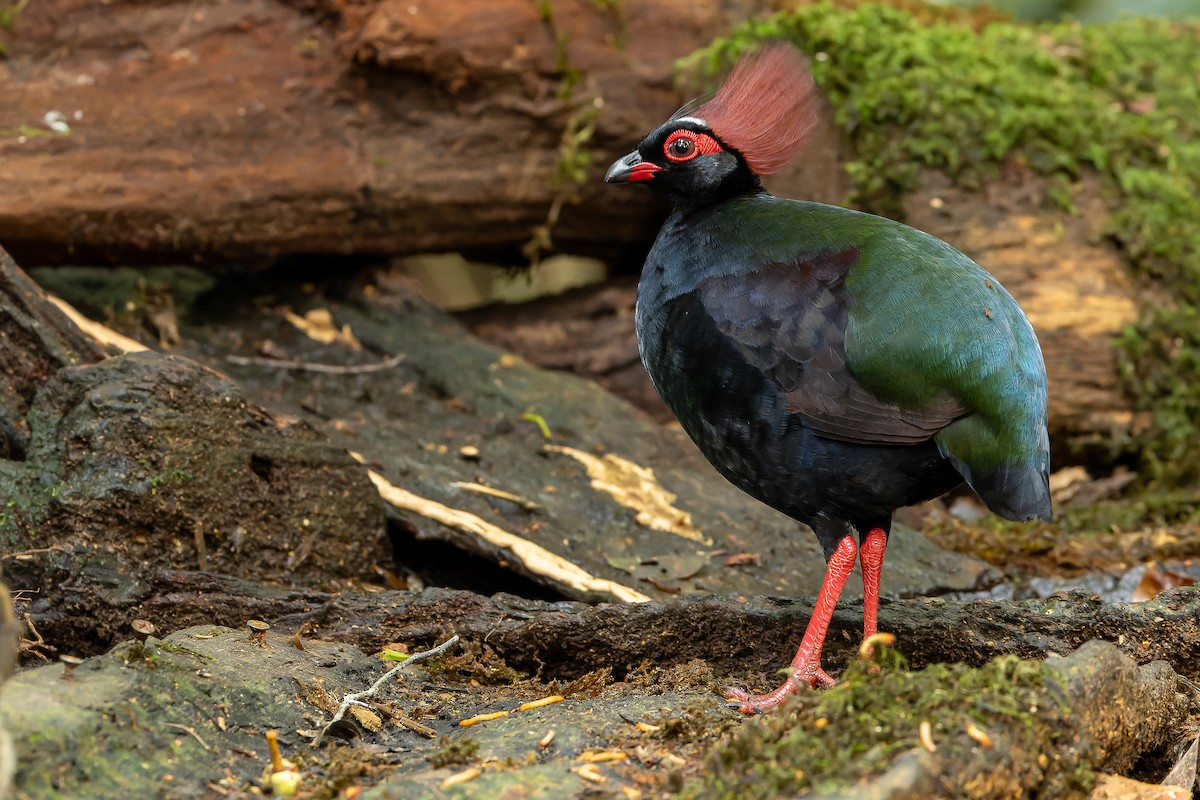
[696,251,965,445]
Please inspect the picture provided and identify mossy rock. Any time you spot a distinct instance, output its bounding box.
[679,640,1183,799]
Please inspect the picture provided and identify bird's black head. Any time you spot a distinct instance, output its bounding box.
[604,117,760,207]
[605,43,819,212]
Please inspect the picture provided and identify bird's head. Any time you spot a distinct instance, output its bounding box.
[605,43,819,207]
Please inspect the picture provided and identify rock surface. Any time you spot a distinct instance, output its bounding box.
[0,604,1192,799]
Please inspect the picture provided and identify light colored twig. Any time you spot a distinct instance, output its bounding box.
[224,353,404,374]
[310,635,461,746]
[1,546,67,561]
[452,481,541,512]
[165,722,211,751]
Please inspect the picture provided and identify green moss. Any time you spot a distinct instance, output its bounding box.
[925,490,1200,568]
[427,736,479,769]
[684,3,1200,486]
[0,0,23,32]
[678,652,1085,798]
[0,125,50,139]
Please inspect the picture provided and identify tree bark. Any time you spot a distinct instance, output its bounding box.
[0,247,112,459]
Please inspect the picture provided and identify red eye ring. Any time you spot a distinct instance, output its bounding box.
[664,129,723,163]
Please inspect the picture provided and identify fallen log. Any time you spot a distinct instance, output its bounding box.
[47,571,1200,686]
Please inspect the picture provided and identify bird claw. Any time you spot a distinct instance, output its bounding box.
[721,686,762,714]
[721,667,836,715]
[725,700,763,715]
[721,680,798,715]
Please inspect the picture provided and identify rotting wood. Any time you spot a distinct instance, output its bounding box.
[544,444,709,544]
[109,575,1200,685]
[354,452,651,604]
[0,247,115,459]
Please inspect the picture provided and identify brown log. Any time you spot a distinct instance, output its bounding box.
[52,571,1199,685]
[0,246,113,459]
[0,0,825,266]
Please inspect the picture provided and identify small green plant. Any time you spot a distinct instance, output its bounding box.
[521,7,608,266]
[427,736,479,769]
[0,0,26,32]
[0,125,49,139]
[521,101,600,266]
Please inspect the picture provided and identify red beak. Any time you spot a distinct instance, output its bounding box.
[605,151,664,183]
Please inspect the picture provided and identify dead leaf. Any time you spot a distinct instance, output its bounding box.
[1132,562,1196,602]
[283,308,362,350]
[631,553,707,582]
[644,575,680,594]
[1049,467,1089,504]
[723,552,762,568]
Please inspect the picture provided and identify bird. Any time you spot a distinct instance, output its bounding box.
[605,42,1051,715]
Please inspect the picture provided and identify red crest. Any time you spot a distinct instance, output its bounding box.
[696,43,820,176]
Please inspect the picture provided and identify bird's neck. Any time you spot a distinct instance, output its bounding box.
[664,174,764,218]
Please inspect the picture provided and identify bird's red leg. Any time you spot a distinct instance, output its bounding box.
[859,527,888,643]
[724,534,858,715]
[858,527,888,661]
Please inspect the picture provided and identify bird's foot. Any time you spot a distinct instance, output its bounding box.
[723,666,835,715]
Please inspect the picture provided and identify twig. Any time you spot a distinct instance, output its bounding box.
[1,546,67,561]
[310,635,461,747]
[19,613,54,660]
[452,481,541,512]
[371,703,439,738]
[193,520,209,572]
[165,722,211,750]
[224,353,405,374]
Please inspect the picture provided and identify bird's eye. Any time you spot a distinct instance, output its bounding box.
[663,129,722,163]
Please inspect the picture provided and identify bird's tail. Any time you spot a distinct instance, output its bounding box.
[935,416,1052,523]
[961,462,1053,522]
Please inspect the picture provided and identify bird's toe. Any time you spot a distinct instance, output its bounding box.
[721,686,751,702]
[721,686,761,715]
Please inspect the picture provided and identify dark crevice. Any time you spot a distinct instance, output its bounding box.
[386,517,568,603]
